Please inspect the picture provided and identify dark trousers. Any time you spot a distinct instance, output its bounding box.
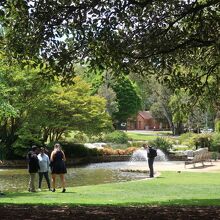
[148,158,154,177]
[38,172,51,189]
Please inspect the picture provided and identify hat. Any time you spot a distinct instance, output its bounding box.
[32,145,37,150]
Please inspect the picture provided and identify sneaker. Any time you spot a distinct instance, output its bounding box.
[62,188,66,193]
[38,188,41,192]
[52,189,56,192]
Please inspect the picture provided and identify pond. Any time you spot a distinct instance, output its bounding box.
[0,161,149,192]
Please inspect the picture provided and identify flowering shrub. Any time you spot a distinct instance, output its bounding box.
[99,146,137,155]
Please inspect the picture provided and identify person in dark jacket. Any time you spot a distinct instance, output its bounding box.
[27,145,40,192]
[143,144,157,178]
[0,160,5,195]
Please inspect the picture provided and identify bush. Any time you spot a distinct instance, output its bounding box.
[210,133,220,152]
[127,141,145,148]
[99,147,117,155]
[215,120,220,133]
[178,132,196,145]
[47,142,101,158]
[212,152,219,160]
[148,137,173,153]
[103,131,129,144]
[72,132,89,143]
[191,133,213,150]
[110,144,129,150]
[172,145,193,151]
[99,146,137,155]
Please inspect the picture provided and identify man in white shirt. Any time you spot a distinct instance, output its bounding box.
[37,147,51,191]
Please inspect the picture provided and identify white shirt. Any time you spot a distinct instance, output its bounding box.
[37,153,50,172]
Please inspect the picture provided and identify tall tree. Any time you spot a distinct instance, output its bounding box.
[0,58,49,158]
[112,75,142,127]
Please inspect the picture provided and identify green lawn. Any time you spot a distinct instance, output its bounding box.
[126,132,160,141]
[1,171,220,206]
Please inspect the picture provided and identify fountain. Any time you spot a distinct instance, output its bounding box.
[130,148,167,162]
[119,148,168,173]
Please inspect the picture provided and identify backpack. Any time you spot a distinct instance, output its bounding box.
[149,148,157,158]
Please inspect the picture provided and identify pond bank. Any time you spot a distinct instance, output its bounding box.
[0,154,187,168]
[0,155,131,168]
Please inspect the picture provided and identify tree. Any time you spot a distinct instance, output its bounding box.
[0,57,50,158]
[0,0,219,92]
[149,86,174,132]
[112,75,142,127]
[0,56,112,158]
[35,76,113,142]
[97,85,118,117]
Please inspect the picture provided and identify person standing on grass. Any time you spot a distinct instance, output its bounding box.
[50,143,67,193]
[37,147,51,191]
[143,143,157,178]
[27,145,40,192]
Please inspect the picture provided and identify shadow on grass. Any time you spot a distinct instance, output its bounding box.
[2,193,220,207]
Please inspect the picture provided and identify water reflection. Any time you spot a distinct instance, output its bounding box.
[0,162,148,192]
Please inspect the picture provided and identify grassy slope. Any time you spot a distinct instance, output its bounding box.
[1,171,220,206]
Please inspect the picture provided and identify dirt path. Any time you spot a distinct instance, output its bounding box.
[1,205,220,220]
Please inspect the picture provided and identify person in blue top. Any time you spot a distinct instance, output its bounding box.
[37,147,51,191]
[50,143,67,192]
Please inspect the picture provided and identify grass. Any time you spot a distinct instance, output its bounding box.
[126,133,159,141]
[1,171,220,206]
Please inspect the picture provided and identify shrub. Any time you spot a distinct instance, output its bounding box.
[191,133,213,150]
[47,142,101,158]
[124,147,138,155]
[98,146,137,155]
[210,133,220,152]
[127,141,145,148]
[178,132,196,145]
[99,147,117,155]
[215,120,220,133]
[148,137,173,153]
[103,131,128,144]
[212,152,219,161]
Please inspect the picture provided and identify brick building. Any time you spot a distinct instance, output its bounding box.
[127,111,169,130]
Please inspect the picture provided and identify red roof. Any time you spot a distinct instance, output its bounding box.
[138,111,153,120]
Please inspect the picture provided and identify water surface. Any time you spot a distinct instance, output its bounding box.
[0,162,148,192]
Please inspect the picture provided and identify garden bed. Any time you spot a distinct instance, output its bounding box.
[1,205,220,220]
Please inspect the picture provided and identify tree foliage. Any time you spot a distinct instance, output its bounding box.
[0,58,112,158]
[112,75,142,124]
[0,0,219,92]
